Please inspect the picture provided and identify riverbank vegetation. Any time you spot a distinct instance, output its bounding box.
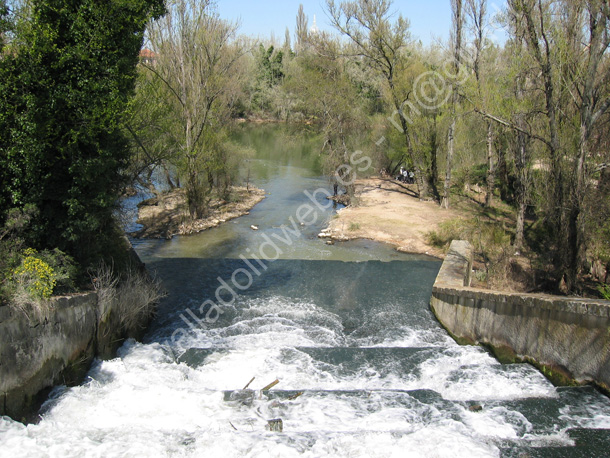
[0,0,165,307]
[1,0,609,299]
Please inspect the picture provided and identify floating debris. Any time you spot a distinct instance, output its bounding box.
[266,418,283,432]
[261,379,279,392]
[243,376,255,390]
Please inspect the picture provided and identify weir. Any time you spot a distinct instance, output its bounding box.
[431,240,610,391]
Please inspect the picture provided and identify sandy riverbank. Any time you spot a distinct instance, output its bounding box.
[322,178,465,259]
[133,186,265,239]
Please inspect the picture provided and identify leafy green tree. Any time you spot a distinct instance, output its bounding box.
[327,0,446,201]
[257,45,284,87]
[0,0,165,274]
[286,33,369,193]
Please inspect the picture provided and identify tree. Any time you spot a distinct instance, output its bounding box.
[142,0,246,218]
[0,0,165,272]
[442,0,465,209]
[327,0,439,198]
[504,0,610,291]
[464,0,499,208]
[284,32,368,193]
[125,67,181,195]
[296,4,308,54]
[564,0,610,289]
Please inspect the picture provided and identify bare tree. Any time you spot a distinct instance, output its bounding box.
[326,0,440,199]
[145,0,246,218]
[442,0,465,208]
[567,0,610,287]
[296,4,308,54]
[503,0,610,290]
[465,0,496,208]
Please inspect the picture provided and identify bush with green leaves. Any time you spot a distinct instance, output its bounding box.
[426,217,516,289]
[0,206,77,306]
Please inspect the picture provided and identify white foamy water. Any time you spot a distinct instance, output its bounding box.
[2,292,610,457]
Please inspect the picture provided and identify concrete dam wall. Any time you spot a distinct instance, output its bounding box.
[0,289,152,423]
[430,240,610,391]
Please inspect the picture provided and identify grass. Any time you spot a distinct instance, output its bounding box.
[598,283,610,301]
[425,198,531,291]
[92,262,165,334]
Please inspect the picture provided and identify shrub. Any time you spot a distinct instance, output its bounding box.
[92,262,165,334]
[13,249,56,300]
[37,248,78,294]
[425,219,467,250]
[598,284,610,301]
[425,217,517,289]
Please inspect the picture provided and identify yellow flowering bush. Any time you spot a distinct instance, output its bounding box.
[13,249,57,299]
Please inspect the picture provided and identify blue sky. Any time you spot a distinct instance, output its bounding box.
[216,0,507,46]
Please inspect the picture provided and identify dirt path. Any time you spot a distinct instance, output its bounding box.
[325,178,464,258]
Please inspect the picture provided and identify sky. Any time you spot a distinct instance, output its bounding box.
[216,0,508,46]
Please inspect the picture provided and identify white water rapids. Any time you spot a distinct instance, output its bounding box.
[2,284,610,457]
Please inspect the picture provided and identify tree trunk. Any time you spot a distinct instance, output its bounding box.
[442,119,455,209]
[164,166,177,190]
[429,117,440,202]
[565,123,590,291]
[496,144,510,203]
[443,0,463,209]
[484,121,495,208]
[394,94,424,199]
[514,130,528,251]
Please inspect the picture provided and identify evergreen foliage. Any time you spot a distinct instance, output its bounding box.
[0,0,164,277]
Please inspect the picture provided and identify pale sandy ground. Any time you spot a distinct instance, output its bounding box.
[324,178,463,259]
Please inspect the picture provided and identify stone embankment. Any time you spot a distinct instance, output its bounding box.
[1,250,154,423]
[431,240,610,391]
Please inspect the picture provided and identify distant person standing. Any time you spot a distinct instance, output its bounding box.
[332,170,340,196]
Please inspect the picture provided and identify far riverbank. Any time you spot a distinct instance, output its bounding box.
[321,178,467,259]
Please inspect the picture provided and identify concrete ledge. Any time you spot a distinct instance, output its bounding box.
[434,240,473,288]
[0,293,98,423]
[430,240,610,391]
[0,288,155,423]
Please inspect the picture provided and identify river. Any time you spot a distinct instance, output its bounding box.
[1,125,610,457]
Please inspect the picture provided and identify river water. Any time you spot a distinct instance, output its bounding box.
[2,125,610,457]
